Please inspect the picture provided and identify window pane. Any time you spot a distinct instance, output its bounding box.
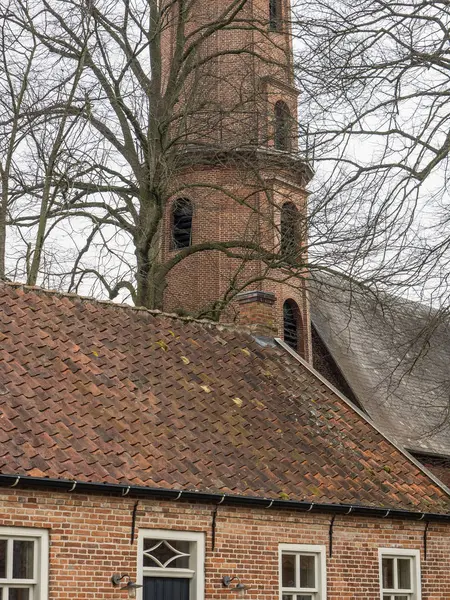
[397,559,411,590]
[394,597,409,600]
[297,596,313,600]
[172,199,193,249]
[0,541,6,578]
[9,589,30,600]
[282,595,293,600]
[280,203,299,258]
[299,555,315,589]
[282,554,296,588]
[12,541,34,579]
[269,0,278,30]
[283,300,300,351]
[143,539,190,568]
[382,558,394,589]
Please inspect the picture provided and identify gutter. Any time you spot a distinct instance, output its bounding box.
[0,473,449,523]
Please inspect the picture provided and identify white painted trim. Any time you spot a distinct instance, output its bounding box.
[142,568,195,579]
[0,527,49,600]
[378,548,421,600]
[279,544,327,600]
[137,530,205,600]
[275,338,450,498]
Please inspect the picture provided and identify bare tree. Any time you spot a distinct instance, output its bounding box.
[292,0,450,303]
[2,0,316,314]
[0,3,40,279]
[6,0,440,321]
[0,1,92,284]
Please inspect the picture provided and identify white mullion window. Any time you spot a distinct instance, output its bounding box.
[379,549,421,600]
[279,545,326,600]
[0,528,48,600]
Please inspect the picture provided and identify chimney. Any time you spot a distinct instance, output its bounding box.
[236,290,277,337]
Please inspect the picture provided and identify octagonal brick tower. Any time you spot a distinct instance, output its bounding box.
[160,0,313,360]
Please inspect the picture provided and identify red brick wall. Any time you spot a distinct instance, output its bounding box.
[159,0,313,360]
[1,488,449,599]
[162,164,312,359]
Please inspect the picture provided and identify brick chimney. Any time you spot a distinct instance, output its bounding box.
[236,291,277,337]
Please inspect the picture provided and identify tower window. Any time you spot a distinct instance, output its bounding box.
[274,100,291,151]
[269,0,282,31]
[171,198,193,249]
[283,299,303,354]
[280,202,299,259]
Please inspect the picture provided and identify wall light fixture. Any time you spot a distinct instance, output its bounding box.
[111,573,143,599]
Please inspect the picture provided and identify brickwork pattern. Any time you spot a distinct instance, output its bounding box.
[162,165,312,358]
[0,490,449,599]
[160,0,312,355]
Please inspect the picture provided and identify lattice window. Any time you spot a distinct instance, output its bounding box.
[143,540,191,569]
[138,530,205,600]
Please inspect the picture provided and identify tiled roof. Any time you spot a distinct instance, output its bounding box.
[310,275,450,459]
[0,282,449,513]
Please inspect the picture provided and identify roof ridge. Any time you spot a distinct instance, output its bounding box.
[0,279,241,332]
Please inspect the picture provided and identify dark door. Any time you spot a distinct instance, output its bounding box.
[143,577,190,600]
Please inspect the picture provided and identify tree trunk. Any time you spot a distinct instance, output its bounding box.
[135,248,166,310]
[0,174,7,279]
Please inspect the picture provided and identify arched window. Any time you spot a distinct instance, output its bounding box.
[274,100,291,151]
[280,202,299,258]
[283,299,303,353]
[171,198,193,249]
[269,0,282,31]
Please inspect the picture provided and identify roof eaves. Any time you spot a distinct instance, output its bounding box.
[275,338,450,499]
[0,473,449,522]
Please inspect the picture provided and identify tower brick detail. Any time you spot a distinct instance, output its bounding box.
[236,290,277,336]
[161,0,313,361]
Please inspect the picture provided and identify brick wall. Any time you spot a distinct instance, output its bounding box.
[162,163,312,359]
[1,488,449,599]
[159,0,313,360]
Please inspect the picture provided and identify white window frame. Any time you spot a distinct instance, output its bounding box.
[279,544,327,600]
[0,527,49,600]
[137,530,205,600]
[378,548,421,600]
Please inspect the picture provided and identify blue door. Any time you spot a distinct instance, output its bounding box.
[143,577,190,600]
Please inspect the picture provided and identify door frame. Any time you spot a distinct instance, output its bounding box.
[137,529,205,600]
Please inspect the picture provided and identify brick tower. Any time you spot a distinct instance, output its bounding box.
[160,0,313,360]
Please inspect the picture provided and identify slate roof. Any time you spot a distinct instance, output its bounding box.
[310,276,450,460]
[0,281,449,514]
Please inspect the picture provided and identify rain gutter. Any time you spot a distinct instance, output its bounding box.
[0,473,449,523]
